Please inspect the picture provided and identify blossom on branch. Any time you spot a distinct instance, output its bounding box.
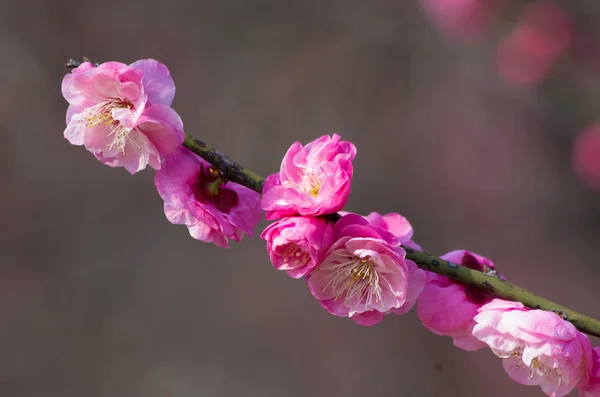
[155,148,261,248]
[417,250,497,351]
[473,299,593,397]
[307,214,426,326]
[261,134,356,219]
[62,59,184,174]
[261,216,334,279]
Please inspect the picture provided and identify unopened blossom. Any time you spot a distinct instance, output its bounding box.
[155,148,261,248]
[260,134,356,219]
[261,217,334,279]
[473,299,593,397]
[578,347,600,397]
[417,250,496,351]
[62,59,184,174]
[365,211,422,250]
[307,214,426,326]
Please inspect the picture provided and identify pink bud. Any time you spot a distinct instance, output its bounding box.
[365,211,422,250]
[417,250,496,350]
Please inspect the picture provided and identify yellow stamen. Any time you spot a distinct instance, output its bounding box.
[84,98,134,154]
[322,257,387,310]
[282,244,310,267]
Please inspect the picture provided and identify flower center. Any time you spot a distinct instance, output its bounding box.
[192,165,239,213]
[530,358,564,387]
[281,243,311,268]
[322,256,386,309]
[283,168,322,197]
[461,253,489,304]
[495,347,565,387]
[295,169,321,197]
[85,98,134,153]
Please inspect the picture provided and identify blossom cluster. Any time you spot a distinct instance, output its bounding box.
[62,59,262,247]
[258,133,600,397]
[62,60,600,397]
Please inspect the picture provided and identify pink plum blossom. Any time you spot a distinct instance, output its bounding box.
[473,299,593,397]
[306,214,426,326]
[417,250,497,351]
[260,134,356,220]
[62,59,184,174]
[155,147,261,248]
[261,216,334,279]
[572,123,600,191]
[578,347,600,397]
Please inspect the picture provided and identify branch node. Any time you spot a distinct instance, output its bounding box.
[483,268,499,278]
[553,310,569,321]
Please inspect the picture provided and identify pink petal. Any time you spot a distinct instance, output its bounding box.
[120,130,161,174]
[130,59,176,106]
[502,355,539,386]
[82,124,113,151]
[137,104,185,156]
[352,310,385,326]
[64,113,87,146]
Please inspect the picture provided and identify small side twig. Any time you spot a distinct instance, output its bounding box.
[65,57,99,69]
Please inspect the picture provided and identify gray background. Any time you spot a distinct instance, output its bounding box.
[1,0,600,396]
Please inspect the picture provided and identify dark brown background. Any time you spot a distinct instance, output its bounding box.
[1,1,600,396]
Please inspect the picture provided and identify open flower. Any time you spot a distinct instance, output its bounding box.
[473,299,593,397]
[260,134,356,219]
[155,148,261,248]
[417,250,496,351]
[306,214,426,325]
[62,59,184,174]
[261,216,334,279]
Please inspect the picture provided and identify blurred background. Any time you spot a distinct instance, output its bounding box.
[2,0,600,396]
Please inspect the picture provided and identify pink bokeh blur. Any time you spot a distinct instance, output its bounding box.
[496,1,572,86]
[573,123,600,192]
[420,0,499,40]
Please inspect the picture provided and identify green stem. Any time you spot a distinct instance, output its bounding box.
[405,249,600,338]
[183,135,264,193]
[183,132,600,338]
